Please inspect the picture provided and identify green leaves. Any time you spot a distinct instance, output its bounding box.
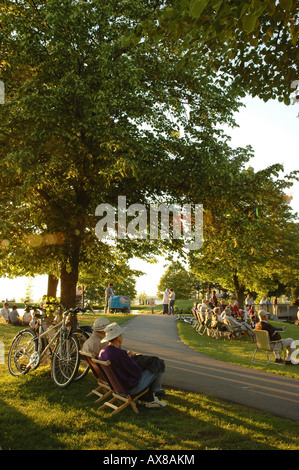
[189,0,209,18]
[279,0,293,11]
[242,13,259,34]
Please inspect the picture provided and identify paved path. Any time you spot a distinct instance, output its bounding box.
[122,314,299,421]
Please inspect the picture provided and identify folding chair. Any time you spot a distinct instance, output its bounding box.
[205,311,216,337]
[79,351,112,403]
[92,358,149,415]
[223,317,244,339]
[251,330,286,366]
[196,311,207,335]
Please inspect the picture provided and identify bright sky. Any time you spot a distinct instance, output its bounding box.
[1,96,298,301]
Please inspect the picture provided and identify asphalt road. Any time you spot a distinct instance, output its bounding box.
[121,314,299,421]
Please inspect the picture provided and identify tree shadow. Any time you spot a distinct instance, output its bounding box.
[0,397,67,450]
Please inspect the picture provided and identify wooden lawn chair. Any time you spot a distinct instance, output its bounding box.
[223,317,244,339]
[197,311,207,335]
[192,309,200,329]
[251,330,285,366]
[79,350,112,403]
[92,358,149,415]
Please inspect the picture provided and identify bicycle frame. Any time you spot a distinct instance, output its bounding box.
[35,319,63,360]
[27,311,72,369]
[9,305,87,378]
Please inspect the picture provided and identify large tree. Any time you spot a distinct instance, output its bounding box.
[0,0,248,306]
[157,261,195,299]
[189,164,299,306]
[137,0,299,103]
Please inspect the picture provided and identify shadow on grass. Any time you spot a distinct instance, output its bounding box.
[0,395,68,450]
[1,366,299,450]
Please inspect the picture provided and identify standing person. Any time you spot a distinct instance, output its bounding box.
[211,290,218,307]
[162,288,170,314]
[0,302,10,323]
[259,297,267,310]
[273,297,278,318]
[104,283,114,313]
[245,294,253,309]
[169,288,175,315]
[76,285,83,307]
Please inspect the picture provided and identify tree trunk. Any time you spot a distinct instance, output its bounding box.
[47,274,59,299]
[232,272,246,308]
[60,252,80,309]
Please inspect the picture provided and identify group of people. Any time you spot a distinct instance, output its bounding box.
[193,301,297,365]
[0,302,33,326]
[162,288,175,315]
[82,317,167,409]
[198,296,262,328]
[193,302,254,336]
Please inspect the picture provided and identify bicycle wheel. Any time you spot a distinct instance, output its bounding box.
[8,329,38,376]
[51,333,80,388]
[72,329,90,382]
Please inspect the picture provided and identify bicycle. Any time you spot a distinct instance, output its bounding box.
[8,304,89,388]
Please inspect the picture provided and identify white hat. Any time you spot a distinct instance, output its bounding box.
[259,310,269,318]
[101,322,127,343]
[93,317,110,331]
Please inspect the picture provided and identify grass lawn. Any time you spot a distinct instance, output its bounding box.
[176,317,299,380]
[1,309,299,451]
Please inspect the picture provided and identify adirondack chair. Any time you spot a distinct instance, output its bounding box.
[92,358,149,415]
[79,350,112,403]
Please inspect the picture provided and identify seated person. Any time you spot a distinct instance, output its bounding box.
[232,302,240,317]
[198,304,206,319]
[0,302,10,323]
[8,306,23,326]
[249,306,257,327]
[204,307,213,323]
[254,310,296,365]
[22,306,32,326]
[219,299,227,312]
[81,317,110,356]
[99,322,166,408]
[211,307,227,331]
[241,307,251,324]
[222,307,253,334]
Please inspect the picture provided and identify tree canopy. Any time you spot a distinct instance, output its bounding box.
[157,261,195,299]
[189,163,299,305]
[137,0,299,103]
[0,0,251,306]
[0,0,298,306]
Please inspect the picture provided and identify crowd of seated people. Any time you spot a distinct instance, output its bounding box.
[191,299,255,339]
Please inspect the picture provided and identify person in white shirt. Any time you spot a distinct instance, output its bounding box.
[162,288,170,314]
[0,302,10,322]
[22,306,32,326]
[169,288,175,315]
[245,295,253,309]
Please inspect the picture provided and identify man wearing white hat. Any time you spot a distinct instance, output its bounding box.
[81,317,110,356]
[99,322,166,408]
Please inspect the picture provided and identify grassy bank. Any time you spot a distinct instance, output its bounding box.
[1,311,299,450]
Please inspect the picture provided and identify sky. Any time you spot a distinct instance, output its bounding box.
[1,96,298,302]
